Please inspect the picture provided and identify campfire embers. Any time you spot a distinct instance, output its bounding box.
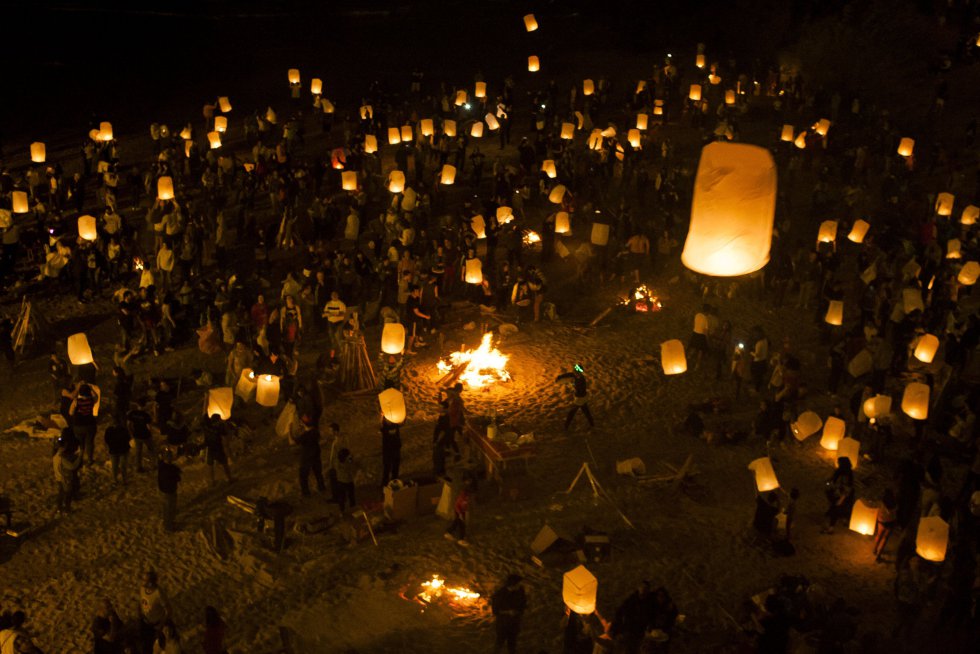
[418,575,481,604]
[437,332,512,389]
[621,285,663,313]
[522,230,541,246]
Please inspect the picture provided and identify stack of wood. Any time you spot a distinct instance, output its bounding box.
[338,329,377,392]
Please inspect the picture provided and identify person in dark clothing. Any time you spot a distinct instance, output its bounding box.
[203,415,233,484]
[556,364,594,430]
[753,491,781,539]
[611,581,656,653]
[157,450,182,532]
[757,594,791,654]
[823,457,855,533]
[491,573,527,654]
[432,400,454,476]
[295,419,326,496]
[70,382,100,465]
[128,400,155,472]
[103,415,131,484]
[380,417,401,487]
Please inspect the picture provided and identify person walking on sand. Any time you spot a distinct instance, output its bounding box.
[137,569,171,654]
[53,437,82,514]
[104,413,131,485]
[295,415,326,497]
[157,449,182,532]
[491,573,527,654]
[444,480,472,546]
[380,416,402,487]
[203,415,234,485]
[556,364,594,431]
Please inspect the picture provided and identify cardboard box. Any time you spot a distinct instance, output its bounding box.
[383,485,418,522]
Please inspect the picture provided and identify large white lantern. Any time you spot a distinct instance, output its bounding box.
[901,382,930,420]
[681,142,776,277]
[780,125,794,142]
[817,220,838,245]
[99,121,114,141]
[30,142,46,163]
[542,160,557,178]
[847,219,870,244]
[381,323,406,355]
[849,500,878,536]
[791,411,822,441]
[443,120,457,137]
[636,114,649,131]
[820,416,846,451]
[207,387,234,421]
[378,388,406,424]
[582,79,595,96]
[916,516,949,562]
[471,214,486,239]
[207,131,222,149]
[464,258,483,284]
[67,333,94,365]
[470,122,484,138]
[660,340,687,375]
[256,374,280,407]
[748,457,779,492]
[400,125,413,142]
[310,78,322,95]
[157,176,175,201]
[562,565,597,615]
[913,334,939,363]
[387,127,401,145]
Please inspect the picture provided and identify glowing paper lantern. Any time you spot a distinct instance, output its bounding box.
[400,125,413,142]
[863,395,892,420]
[440,165,456,185]
[310,78,322,95]
[847,219,870,244]
[256,374,280,407]
[541,160,557,178]
[814,119,831,137]
[484,113,499,131]
[388,127,401,145]
[916,516,949,562]
[378,388,407,424]
[681,142,775,277]
[364,134,378,153]
[30,142,45,163]
[455,90,467,106]
[523,14,538,31]
[660,340,687,375]
[961,205,978,226]
[443,120,457,137]
[653,105,663,116]
[780,125,794,142]
[902,382,930,420]
[560,122,575,140]
[958,261,979,285]
[381,323,406,355]
[902,288,924,314]
[837,437,860,469]
[591,223,610,246]
[157,176,174,201]
[725,89,736,105]
[359,105,373,120]
[474,81,486,98]
[471,214,486,239]
[794,131,807,149]
[635,81,647,94]
[179,126,192,140]
[99,122,113,141]
[695,54,705,68]
[213,116,227,133]
[848,349,873,378]
[748,457,779,492]
[464,258,483,284]
[468,122,482,138]
[265,107,277,124]
[207,131,222,149]
[555,212,570,234]
[184,141,193,158]
[935,193,954,216]
[387,170,406,194]
[218,96,232,113]
[791,411,823,441]
[825,300,843,326]
[820,416,846,451]
[420,119,434,137]
[207,387,234,421]
[287,68,300,85]
[67,333,94,365]
[817,220,838,244]
[528,56,540,72]
[897,138,914,157]
[583,79,595,96]
[235,368,256,401]
[849,500,877,536]
[708,74,721,85]
[913,334,939,363]
[341,171,357,191]
[628,129,641,148]
[689,84,702,101]
[636,113,649,130]
[562,566,597,615]
[11,191,28,214]
[587,131,603,150]
[496,206,514,224]
[77,215,97,241]
[549,185,567,204]
[946,239,961,259]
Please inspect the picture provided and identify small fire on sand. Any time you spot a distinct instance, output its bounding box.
[437,332,512,388]
[622,284,663,313]
[522,230,541,246]
[418,575,481,604]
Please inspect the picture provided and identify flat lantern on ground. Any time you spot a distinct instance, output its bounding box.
[213,116,228,133]
[30,142,45,163]
[236,368,256,401]
[207,132,222,149]
[817,220,838,245]
[381,323,406,355]
[207,387,234,421]
[440,165,456,185]
[916,516,949,562]
[528,56,540,72]
[825,300,844,326]
[77,215,97,241]
[849,500,878,536]
[847,219,870,243]
[660,340,687,375]
[67,333,94,365]
[287,68,300,85]
[562,565,597,615]
[523,14,538,31]
[748,457,779,492]
[962,205,979,225]
[820,416,846,451]
[256,375,280,407]
[583,79,595,96]
[862,394,892,420]
[11,191,28,214]
[474,81,486,98]
[218,96,232,113]
[837,437,860,469]
[341,171,358,191]
[555,211,570,234]
[935,192,954,216]
[443,120,457,137]
[901,382,930,420]
[780,125,794,142]
[310,78,322,95]
[688,84,701,101]
[378,388,407,424]
[725,90,736,105]
[471,214,486,239]
[681,142,776,277]
[99,122,113,141]
[541,160,557,178]
[157,177,175,201]
[791,411,822,441]
[628,129,641,148]
[560,122,575,140]
[464,258,483,284]
[470,122,484,138]
[387,171,406,194]
[897,138,914,157]
[636,113,649,130]
[364,134,378,153]
[913,334,939,363]
[958,261,979,285]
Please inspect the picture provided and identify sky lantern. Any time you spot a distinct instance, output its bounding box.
[387,170,405,194]
[30,142,45,163]
[901,382,930,420]
[541,160,557,178]
[207,387,234,421]
[359,105,373,120]
[555,211,570,234]
[443,119,457,137]
[562,566,597,615]
[946,239,961,259]
[496,206,514,224]
[817,220,838,245]
[157,176,175,201]
[310,78,322,95]
[256,375,280,407]
[11,191,29,214]
[235,368,256,401]
[780,125,794,142]
[485,113,500,130]
[400,125,413,142]
[341,171,357,191]
[464,258,483,284]
[587,130,603,150]
[213,116,228,133]
[708,74,721,85]
[916,516,949,562]
[184,141,194,158]
[958,261,979,285]
[935,192,954,216]
[322,99,335,114]
[791,411,822,441]
[583,79,595,96]
[681,142,776,277]
[378,388,406,424]
[549,185,567,204]
[725,89,736,105]
[77,215,97,241]
[470,122,484,138]
[474,81,486,98]
[847,219,870,243]
[897,138,914,157]
[636,113,648,130]
[471,214,486,239]
[653,102,663,116]
[523,14,538,31]
[660,340,687,375]
[814,119,831,136]
[849,500,877,536]
[825,300,844,326]
[961,205,978,226]
[794,131,807,149]
[420,118,434,137]
[913,334,939,363]
[440,164,456,185]
[591,223,610,246]
[837,438,860,469]
[218,96,232,113]
[67,333,93,365]
[695,54,705,68]
[207,132,222,149]
[560,122,575,139]
[820,416,846,451]
[287,68,300,85]
[636,80,647,94]
[689,84,702,101]
[381,323,406,355]
[99,121,113,141]
[628,129,641,148]
[364,134,378,153]
[455,90,467,106]
[748,457,779,492]
[179,126,192,140]
[388,127,401,145]
[528,56,540,72]
[862,394,891,420]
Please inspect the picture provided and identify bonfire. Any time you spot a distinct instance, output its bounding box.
[622,284,663,313]
[418,575,481,604]
[437,332,512,389]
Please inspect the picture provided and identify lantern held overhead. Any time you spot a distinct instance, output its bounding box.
[820,416,846,451]
[563,565,597,615]
[378,388,407,424]
[77,215,98,241]
[748,457,779,492]
[901,382,930,420]
[67,333,94,365]
[916,516,949,562]
[381,323,406,355]
[207,387,234,421]
[30,142,46,163]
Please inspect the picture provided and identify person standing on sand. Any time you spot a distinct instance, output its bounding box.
[380,416,402,487]
[556,364,595,431]
[491,573,527,654]
[295,415,326,497]
[156,450,182,533]
[444,479,472,546]
[137,569,171,654]
[202,606,227,654]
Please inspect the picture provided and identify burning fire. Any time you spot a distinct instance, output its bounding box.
[418,575,480,604]
[622,284,663,313]
[437,332,511,388]
[522,230,541,246]
[133,257,145,271]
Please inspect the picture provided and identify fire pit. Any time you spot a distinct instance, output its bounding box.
[621,285,663,313]
[437,333,512,389]
[399,574,486,616]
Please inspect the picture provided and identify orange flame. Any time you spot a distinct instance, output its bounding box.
[436,333,511,388]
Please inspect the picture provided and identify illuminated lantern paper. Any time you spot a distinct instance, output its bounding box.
[528,56,539,72]
[420,119,434,137]
[157,176,174,201]
[496,206,514,224]
[322,98,335,113]
[440,165,456,185]
[636,113,649,130]
[470,122,484,138]
[825,300,843,326]
[99,122,113,141]
[780,125,794,142]
[748,457,779,492]
[901,382,930,420]
[653,105,663,116]
[77,215,97,241]
[791,411,822,441]
[207,131,222,149]
[562,566,597,615]
[455,90,467,106]
[485,113,499,130]
[560,122,575,140]
[902,288,924,315]
[184,141,193,158]
[524,13,538,31]
[897,138,914,157]
[67,333,94,365]
[378,388,406,424]
[464,258,483,284]
[862,395,892,420]
[695,54,705,68]
[236,368,256,401]
[88,129,101,142]
[847,219,870,244]
[256,374,280,407]
[30,142,46,163]
[962,205,978,226]
[471,214,486,239]
[310,78,322,95]
[341,171,358,191]
[583,79,594,96]
[364,134,378,153]
[820,416,846,451]
[794,132,807,149]
[359,105,373,120]
[660,340,687,375]
[555,212,570,234]
[689,84,701,101]
[814,119,831,136]
[847,349,872,378]
[443,120,457,137]
[213,116,227,133]
[591,223,610,246]
[12,191,29,214]
[946,239,961,259]
[935,193,954,216]
[708,74,721,85]
[549,185,567,204]
[388,127,401,145]
[817,220,838,245]
[916,516,949,562]
[387,170,406,194]
[849,500,877,536]
[587,130,603,150]
[628,129,641,148]
[725,89,736,105]
[958,261,979,285]
[381,323,406,355]
[837,437,860,469]
[681,142,775,277]
[287,68,300,85]
[401,125,413,142]
[265,107,277,124]
[541,160,557,178]
[179,126,192,140]
[207,387,234,421]
[474,81,486,98]
[218,96,231,113]
[913,334,939,363]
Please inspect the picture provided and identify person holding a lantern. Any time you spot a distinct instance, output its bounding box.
[822,457,855,534]
[70,383,100,466]
[295,415,326,498]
